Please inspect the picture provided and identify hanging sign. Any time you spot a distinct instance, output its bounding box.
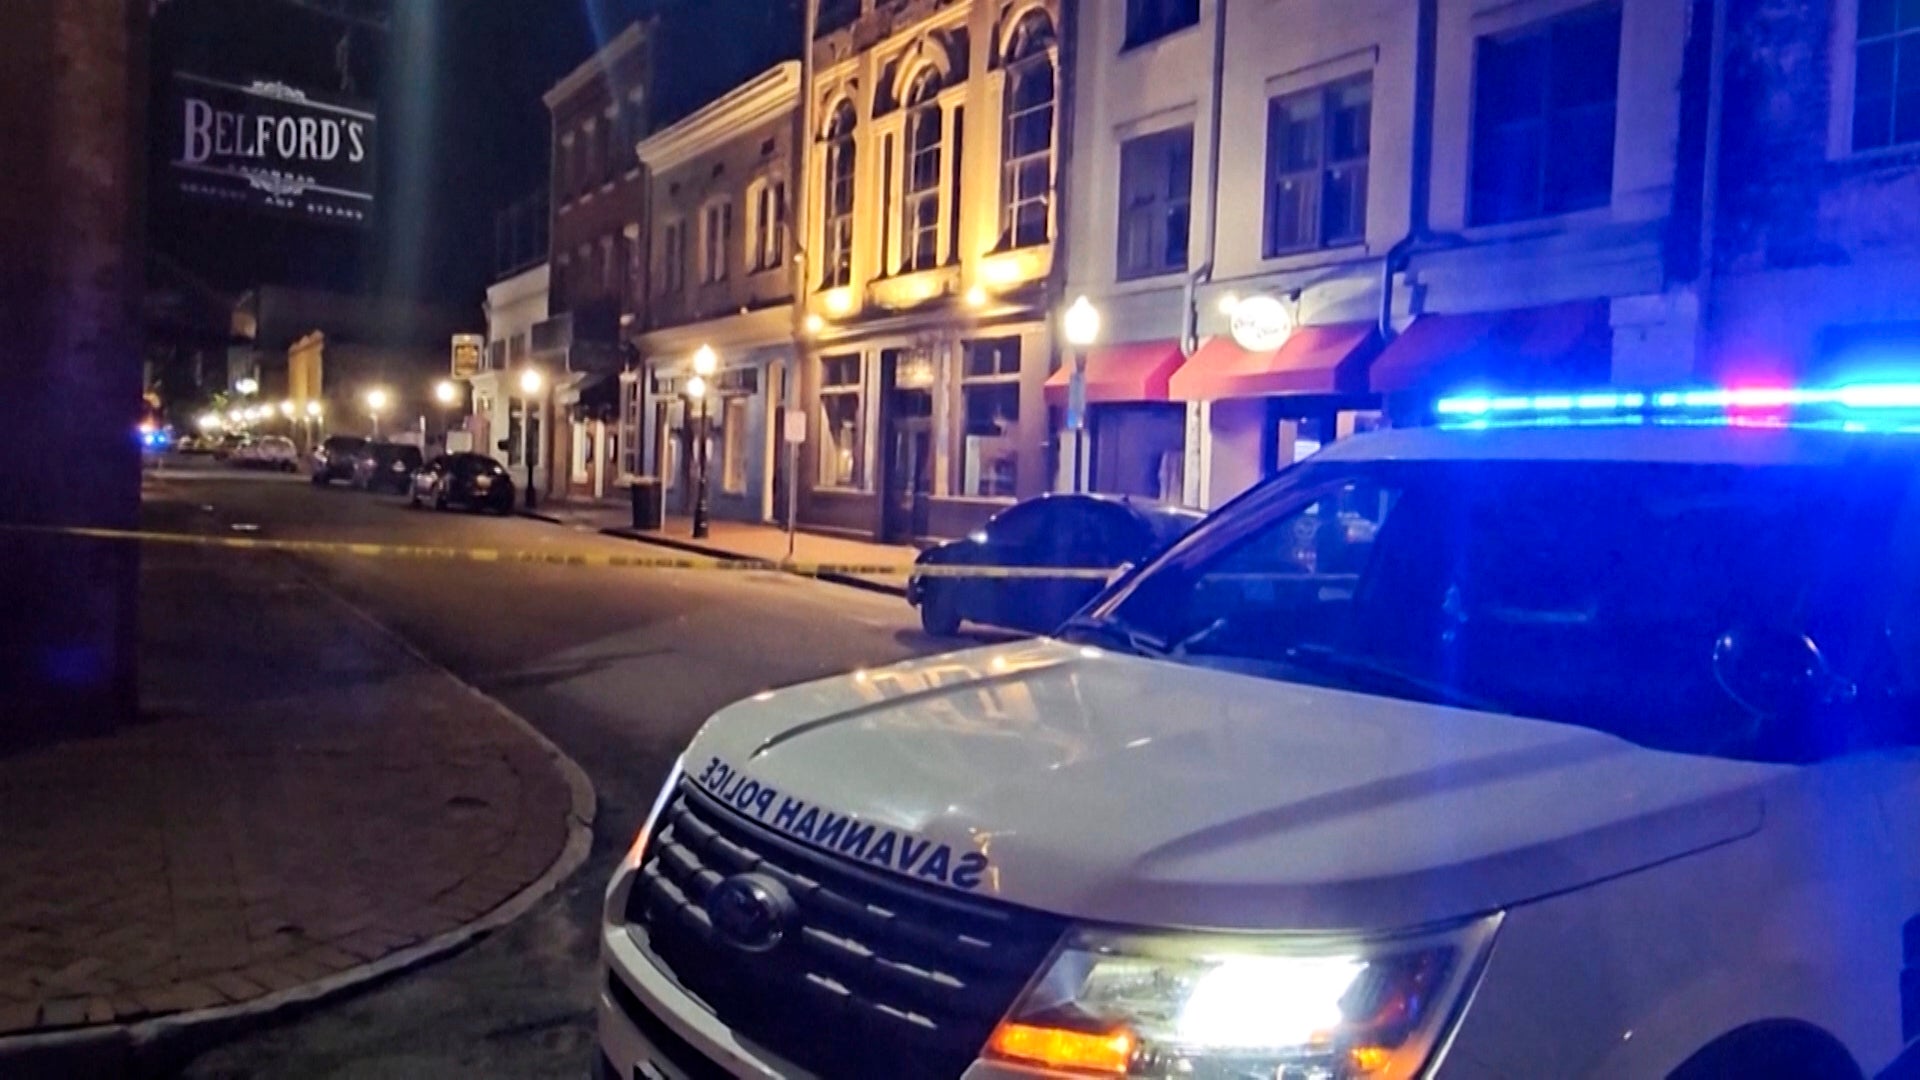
[168,72,378,226]
[1228,295,1295,352]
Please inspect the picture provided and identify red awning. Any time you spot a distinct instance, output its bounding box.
[1044,340,1187,406]
[1368,300,1612,395]
[1167,322,1379,400]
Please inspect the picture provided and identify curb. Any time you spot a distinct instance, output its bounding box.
[0,564,599,1080]
[595,527,908,598]
[509,504,910,598]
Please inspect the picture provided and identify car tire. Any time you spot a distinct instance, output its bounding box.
[919,587,962,637]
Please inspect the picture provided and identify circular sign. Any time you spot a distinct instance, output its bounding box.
[1229,295,1295,352]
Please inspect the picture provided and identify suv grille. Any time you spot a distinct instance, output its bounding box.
[624,783,1066,1080]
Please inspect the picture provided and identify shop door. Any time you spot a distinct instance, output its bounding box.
[881,349,936,542]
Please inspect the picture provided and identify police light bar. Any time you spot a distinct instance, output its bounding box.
[1435,383,1920,419]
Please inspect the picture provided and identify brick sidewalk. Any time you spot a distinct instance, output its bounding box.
[0,538,588,1044]
[527,501,916,595]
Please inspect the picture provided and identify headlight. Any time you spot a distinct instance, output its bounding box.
[605,758,684,926]
[984,915,1500,1079]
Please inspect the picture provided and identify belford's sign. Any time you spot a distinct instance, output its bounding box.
[169,73,377,226]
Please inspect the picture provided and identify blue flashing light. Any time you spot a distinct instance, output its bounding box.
[1435,381,1920,426]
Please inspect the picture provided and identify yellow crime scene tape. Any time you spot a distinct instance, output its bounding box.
[0,523,1118,581]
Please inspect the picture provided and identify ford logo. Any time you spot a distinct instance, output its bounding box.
[706,873,795,954]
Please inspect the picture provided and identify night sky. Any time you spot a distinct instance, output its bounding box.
[150,0,798,315]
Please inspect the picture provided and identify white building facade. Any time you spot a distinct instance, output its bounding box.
[634,63,803,526]
[476,262,550,467]
[1065,0,1702,510]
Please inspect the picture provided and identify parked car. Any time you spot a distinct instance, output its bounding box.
[353,442,424,493]
[210,432,250,462]
[908,493,1203,636]
[233,435,299,472]
[602,384,1920,1080]
[411,452,514,514]
[311,435,369,485]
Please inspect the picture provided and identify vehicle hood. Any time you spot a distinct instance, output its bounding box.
[683,640,1788,932]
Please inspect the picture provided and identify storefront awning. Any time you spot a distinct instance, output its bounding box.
[1044,340,1188,405]
[1368,300,1612,395]
[1167,323,1379,401]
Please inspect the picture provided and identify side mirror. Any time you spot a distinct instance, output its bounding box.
[1712,626,1856,719]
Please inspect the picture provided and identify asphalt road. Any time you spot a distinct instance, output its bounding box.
[147,462,975,1078]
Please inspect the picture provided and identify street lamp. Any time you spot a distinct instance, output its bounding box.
[689,345,719,540]
[1062,296,1102,493]
[365,387,389,438]
[518,367,544,510]
[235,377,259,397]
[434,379,457,406]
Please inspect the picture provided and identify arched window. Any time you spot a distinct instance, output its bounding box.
[1002,11,1056,249]
[822,101,857,289]
[902,68,944,273]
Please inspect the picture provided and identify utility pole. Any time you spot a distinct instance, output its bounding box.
[0,0,148,747]
[786,0,818,561]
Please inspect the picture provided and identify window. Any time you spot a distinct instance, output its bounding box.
[721,396,750,494]
[822,102,857,289]
[958,338,1021,499]
[510,332,527,363]
[657,220,686,295]
[818,354,865,489]
[1470,4,1621,225]
[560,135,577,200]
[1855,0,1920,151]
[601,116,618,184]
[1265,75,1372,255]
[1001,12,1057,249]
[748,176,788,273]
[601,237,618,292]
[700,201,733,284]
[1124,0,1200,48]
[903,69,945,273]
[584,122,603,193]
[1117,126,1194,279]
[620,379,641,477]
[487,339,507,371]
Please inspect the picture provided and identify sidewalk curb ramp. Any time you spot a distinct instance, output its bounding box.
[0,567,599,1080]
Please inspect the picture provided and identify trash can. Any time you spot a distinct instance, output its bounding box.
[628,477,664,531]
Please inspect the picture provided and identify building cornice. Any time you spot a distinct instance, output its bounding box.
[636,62,801,174]
[544,22,649,110]
[636,304,795,361]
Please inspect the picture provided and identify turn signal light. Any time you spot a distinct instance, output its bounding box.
[985,1022,1134,1075]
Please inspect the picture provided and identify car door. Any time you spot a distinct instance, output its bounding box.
[972,501,1050,630]
[1040,502,1145,630]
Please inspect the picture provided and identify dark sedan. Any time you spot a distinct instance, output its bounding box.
[412,452,515,514]
[908,493,1203,636]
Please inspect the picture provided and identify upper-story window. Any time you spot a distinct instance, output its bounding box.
[699,199,733,284]
[747,176,789,273]
[1117,125,1194,280]
[1001,11,1057,249]
[822,101,858,289]
[560,135,577,201]
[1265,74,1372,255]
[584,122,604,192]
[1470,2,1621,225]
[658,219,686,296]
[1855,0,1920,151]
[600,115,619,184]
[902,68,945,274]
[1124,0,1200,49]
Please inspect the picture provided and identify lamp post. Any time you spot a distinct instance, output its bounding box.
[365,387,389,439]
[304,400,323,455]
[689,344,719,540]
[519,367,543,510]
[434,379,459,448]
[1062,296,1102,493]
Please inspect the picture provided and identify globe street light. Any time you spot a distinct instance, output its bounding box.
[365,387,389,438]
[518,367,544,509]
[434,379,458,405]
[235,377,259,397]
[687,347,717,540]
[1061,296,1102,493]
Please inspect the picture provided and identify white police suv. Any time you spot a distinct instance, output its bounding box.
[601,385,1920,1080]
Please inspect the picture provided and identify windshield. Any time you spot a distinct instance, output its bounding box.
[1082,458,1918,762]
